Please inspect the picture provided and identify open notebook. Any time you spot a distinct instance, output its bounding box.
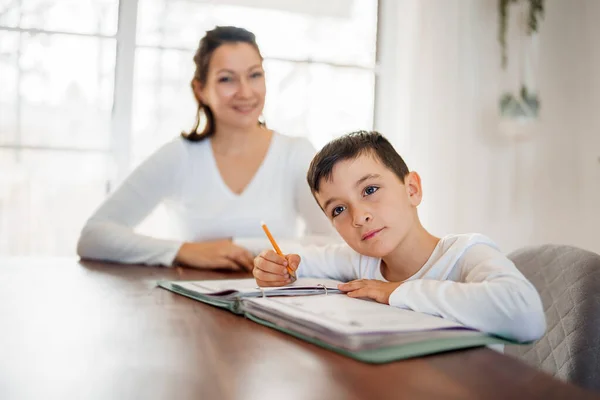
[158,278,515,363]
[164,278,343,312]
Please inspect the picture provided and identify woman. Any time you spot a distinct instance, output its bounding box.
[77,26,336,270]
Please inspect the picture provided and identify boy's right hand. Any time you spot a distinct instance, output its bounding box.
[253,250,301,287]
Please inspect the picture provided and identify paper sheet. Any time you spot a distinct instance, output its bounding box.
[175,278,343,295]
[246,294,467,335]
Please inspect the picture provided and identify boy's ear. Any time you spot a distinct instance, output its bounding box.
[404,171,423,206]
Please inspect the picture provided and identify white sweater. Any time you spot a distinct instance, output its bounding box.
[77,133,338,266]
[296,233,546,343]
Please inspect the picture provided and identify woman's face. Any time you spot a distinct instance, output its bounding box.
[194,42,266,131]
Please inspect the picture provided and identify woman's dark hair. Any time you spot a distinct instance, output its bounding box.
[181,26,264,142]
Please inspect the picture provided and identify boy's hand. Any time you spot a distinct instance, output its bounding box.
[253,250,301,287]
[338,280,402,304]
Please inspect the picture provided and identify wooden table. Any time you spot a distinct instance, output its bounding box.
[0,258,598,400]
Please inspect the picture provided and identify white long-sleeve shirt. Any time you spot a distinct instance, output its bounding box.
[77,132,338,266]
[295,233,546,343]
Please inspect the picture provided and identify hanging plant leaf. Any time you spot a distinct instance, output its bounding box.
[499,0,544,68]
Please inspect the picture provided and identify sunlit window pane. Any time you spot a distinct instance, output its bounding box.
[264,60,374,148]
[0,30,19,144]
[131,47,197,164]
[4,0,119,36]
[137,0,377,67]
[13,33,115,149]
[0,149,110,256]
[0,1,20,27]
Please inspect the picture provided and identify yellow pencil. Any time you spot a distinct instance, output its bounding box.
[260,221,296,279]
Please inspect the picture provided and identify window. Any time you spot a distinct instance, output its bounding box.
[0,0,118,256]
[0,0,379,256]
[132,0,378,162]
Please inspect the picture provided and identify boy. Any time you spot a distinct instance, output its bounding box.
[253,131,546,342]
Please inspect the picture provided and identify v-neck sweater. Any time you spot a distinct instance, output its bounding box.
[77,132,338,266]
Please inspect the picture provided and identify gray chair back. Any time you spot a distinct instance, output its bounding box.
[505,244,600,391]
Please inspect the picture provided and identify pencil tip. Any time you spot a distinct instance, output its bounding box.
[260,220,266,226]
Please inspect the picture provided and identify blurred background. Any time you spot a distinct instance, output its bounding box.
[0,0,598,258]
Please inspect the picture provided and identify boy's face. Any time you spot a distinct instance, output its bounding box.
[314,153,423,258]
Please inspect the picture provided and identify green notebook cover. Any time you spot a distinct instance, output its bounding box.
[158,280,515,363]
[244,313,512,363]
[158,280,244,314]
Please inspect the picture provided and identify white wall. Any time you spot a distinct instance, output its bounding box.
[377,0,600,254]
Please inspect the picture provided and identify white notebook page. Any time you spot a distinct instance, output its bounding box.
[175,278,343,295]
[246,294,467,335]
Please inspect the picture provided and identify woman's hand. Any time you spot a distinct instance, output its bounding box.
[175,239,254,271]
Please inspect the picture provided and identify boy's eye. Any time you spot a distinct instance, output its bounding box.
[363,185,379,196]
[250,71,263,79]
[218,76,233,83]
[331,206,346,218]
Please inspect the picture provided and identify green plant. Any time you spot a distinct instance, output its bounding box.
[499,0,544,68]
[499,85,540,118]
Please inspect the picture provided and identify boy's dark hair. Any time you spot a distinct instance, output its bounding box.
[307,130,410,193]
